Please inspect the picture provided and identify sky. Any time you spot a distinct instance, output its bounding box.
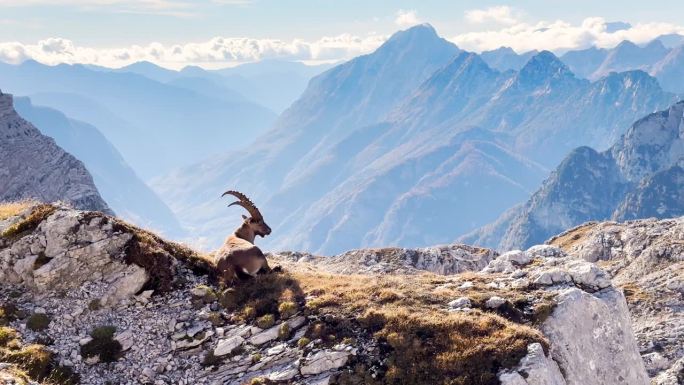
[0,0,683,69]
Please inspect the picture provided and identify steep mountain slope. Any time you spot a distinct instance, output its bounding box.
[465,101,684,250]
[0,60,277,178]
[13,97,184,236]
[650,45,684,93]
[154,28,677,254]
[152,24,462,245]
[0,90,111,213]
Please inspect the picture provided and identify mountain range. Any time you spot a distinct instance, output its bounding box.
[462,101,684,250]
[0,90,111,214]
[0,60,278,179]
[12,97,184,236]
[480,39,684,94]
[151,24,679,254]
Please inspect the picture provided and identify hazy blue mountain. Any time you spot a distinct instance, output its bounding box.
[558,38,684,93]
[463,101,684,250]
[650,45,684,93]
[115,61,179,83]
[12,97,184,236]
[152,24,462,248]
[152,27,677,254]
[0,60,277,178]
[262,52,674,254]
[560,47,608,78]
[115,59,332,114]
[0,90,111,213]
[592,40,670,79]
[656,33,684,48]
[480,47,538,71]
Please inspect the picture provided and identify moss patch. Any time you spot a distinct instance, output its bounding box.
[81,325,122,363]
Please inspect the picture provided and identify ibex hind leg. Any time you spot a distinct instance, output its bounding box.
[220,266,239,287]
[235,268,255,280]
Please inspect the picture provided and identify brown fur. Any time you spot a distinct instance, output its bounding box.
[215,215,271,286]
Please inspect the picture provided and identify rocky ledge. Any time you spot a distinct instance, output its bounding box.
[0,203,678,385]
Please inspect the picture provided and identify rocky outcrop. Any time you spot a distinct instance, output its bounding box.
[548,216,684,382]
[270,244,497,275]
[0,206,658,385]
[0,90,111,214]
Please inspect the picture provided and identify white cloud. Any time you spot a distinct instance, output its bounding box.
[395,9,421,28]
[0,34,387,69]
[451,17,684,53]
[465,6,519,25]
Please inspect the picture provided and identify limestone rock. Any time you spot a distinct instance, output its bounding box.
[214,336,245,357]
[300,350,350,376]
[499,343,566,385]
[541,288,649,385]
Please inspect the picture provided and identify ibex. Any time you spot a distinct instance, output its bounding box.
[215,190,272,285]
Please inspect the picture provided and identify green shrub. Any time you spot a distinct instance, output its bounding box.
[88,299,102,311]
[80,326,122,363]
[26,313,50,331]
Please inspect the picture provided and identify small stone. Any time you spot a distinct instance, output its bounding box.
[448,297,471,309]
[214,335,245,356]
[485,296,505,309]
[142,367,155,379]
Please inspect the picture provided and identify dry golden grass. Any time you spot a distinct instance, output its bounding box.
[107,216,216,292]
[222,269,551,385]
[0,200,36,221]
[1,203,56,239]
[548,223,597,252]
[0,326,77,384]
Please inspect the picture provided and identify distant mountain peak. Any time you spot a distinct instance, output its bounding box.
[383,23,444,47]
[516,50,574,86]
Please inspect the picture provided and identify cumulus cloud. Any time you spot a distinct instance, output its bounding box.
[465,6,519,25]
[395,9,421,28]
[452,17,684,53]
[0,34,387,69]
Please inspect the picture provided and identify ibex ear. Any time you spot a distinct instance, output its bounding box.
[242,214,247,220]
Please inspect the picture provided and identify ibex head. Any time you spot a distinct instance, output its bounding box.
[222,190,271,238]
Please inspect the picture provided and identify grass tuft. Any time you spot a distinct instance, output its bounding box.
[1,204,57,239]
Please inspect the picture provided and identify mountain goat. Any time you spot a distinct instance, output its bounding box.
[215,190,272,285]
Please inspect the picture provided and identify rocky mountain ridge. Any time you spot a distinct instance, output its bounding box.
[2,203,681,384]
[463,101,684,250]
[152,25,678,255]
[0,91,111,215]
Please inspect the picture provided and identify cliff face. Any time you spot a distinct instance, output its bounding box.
[0,91,111,214]
[0,204,662,385]
[549,217,684,383]
[465,101,684,251]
